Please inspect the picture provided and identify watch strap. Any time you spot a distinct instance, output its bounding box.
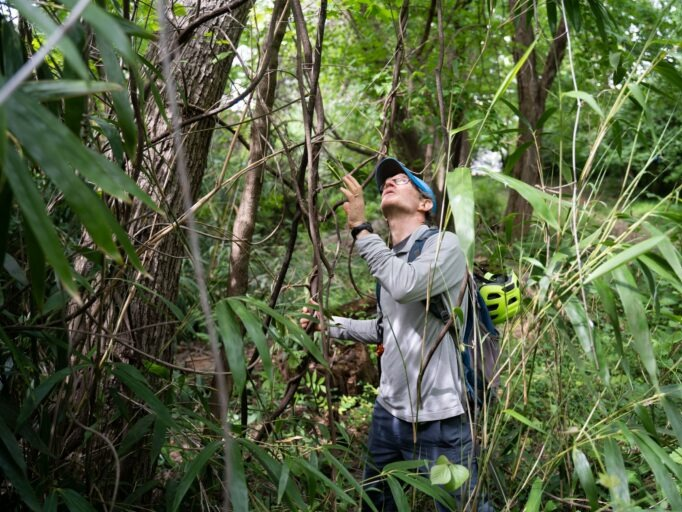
[351,222,373,240]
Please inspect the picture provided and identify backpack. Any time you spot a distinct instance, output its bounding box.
[375,228,501,408]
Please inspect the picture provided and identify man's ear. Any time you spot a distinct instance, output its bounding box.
[418,198,433,214]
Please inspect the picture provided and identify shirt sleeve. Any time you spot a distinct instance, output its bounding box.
[327,316,380,344]
[354,231,467,305]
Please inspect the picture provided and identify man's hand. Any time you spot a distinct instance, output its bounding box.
[340,174,367,228]
[299,304,322,332]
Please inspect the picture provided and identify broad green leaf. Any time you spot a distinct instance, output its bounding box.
[277,462,290,505]
[662,398,682,447]
[652,60,682,92]
[623,428,682,510]
[644,224,682,285]
[23,218,46,310]
[228,298,273,382]
[239,439,305,509]
[61,0,135,63]
[99,39,137,157]
[170,440,222,512]
[229,439,248,512]
[0,415,25,473]
[572,448,598,510]
[20,80,123,100]
[563,91,604,118]
[445,464,469,492]
[449,119,481,137]
[4,147,79,299]
[613,266,658,388]
[584,235,665,284]
[384,459,428,472]
[603,439,630,507]
[446,167,474,267]
[502,409,547,434]
[523,478,543,512]
[294,457,354,505]
[480,170,560,231]
[238,297,327,368]
[10,0,89,78]
[59,488,97,512]
[387,476,410,512]
[430,462,451,485]
[490,41,536,109]
[112,364,175,428]
[564,298,594,360]
[17,366,77,429]
[216,301,246,395]
[638,253,682,295]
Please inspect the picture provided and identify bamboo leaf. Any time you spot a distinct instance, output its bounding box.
[321,447,378,512]
[593,277,628,377]
[572,448,599,510]
[523,478,543,512]
[294,457,355,505]
[216,301,246,395]
[4,146,79,299]
[0,415,26,473]
[20,80,123,100]
[502,409,547,434]
[480,170,560,230]
[662,398,682,447]
[59,488,97,512]
[491,41,537,109]
[613,266,658,388]
[584,235,666,284]
[387,476,410,512]
[17,366,76,429]
[229,440,248,512]
[112,364,175,428]
[602,438,630,507]
[228,298,273,382]
[23,217,46,310]
[564,298,594,360]
[276,462,290,505]
[10,0,89,78]
[563,90,604,118]
[171,440,222,512]
[449,119,481,137]
[446,167,475,267]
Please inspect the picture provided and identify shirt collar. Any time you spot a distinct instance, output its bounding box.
[392,224,432,256]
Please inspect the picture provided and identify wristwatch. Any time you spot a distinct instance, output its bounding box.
[351,222,373,240]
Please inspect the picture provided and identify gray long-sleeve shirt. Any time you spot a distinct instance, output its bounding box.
[329,225,469,423]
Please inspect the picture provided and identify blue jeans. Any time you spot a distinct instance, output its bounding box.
[362,401,492,511]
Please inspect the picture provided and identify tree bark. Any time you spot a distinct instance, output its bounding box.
[505,0,567,231]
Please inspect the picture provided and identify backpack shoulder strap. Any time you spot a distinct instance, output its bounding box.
[407,227,440,263]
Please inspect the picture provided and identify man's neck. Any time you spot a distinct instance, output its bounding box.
[386,213,426,245]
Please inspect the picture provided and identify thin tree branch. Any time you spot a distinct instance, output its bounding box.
[177,0,253,45]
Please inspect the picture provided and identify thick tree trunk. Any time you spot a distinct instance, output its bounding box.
[505,0,567,231]
[66,0,254,498]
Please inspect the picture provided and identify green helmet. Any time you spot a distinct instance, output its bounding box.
[479,271,521,325]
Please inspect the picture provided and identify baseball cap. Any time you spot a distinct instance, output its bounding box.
[374,157,437,214]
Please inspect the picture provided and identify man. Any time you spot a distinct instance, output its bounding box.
[302,157,489,511]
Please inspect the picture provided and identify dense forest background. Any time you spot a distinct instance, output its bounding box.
[1,0,681,509]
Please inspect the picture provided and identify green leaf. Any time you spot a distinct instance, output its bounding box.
[491,40,537,110]
[662,398,682,447]
[446,168,474,267]
[480,170,561,230]
[117,414,155,457]
[563,91,604,118]
[17,366,77,429]
[59,488,97,512]
[445,464,469,492]
[502,409,547,434]
[216,301,246,395]
[238,297,327,368]
[321,447,378,512]
[387,476,410,512]
[228,298,273,382]
[564,298,594,361]
[430,462,451,485]
[229,439,248,512]
[622,427,682,510]
[112,364,175,428]
[613,266,658,388]
[449,119,481,137]
[523,478,543,512]
[0,415,26,473]
[23,217,46,310]
[603,438,630,507]
[584,235,666,284]
[277,462,290,505]
[4,147,79,299]
[171,440,222,512]
[99,40,137,157]
[20,80,123,100]
[10,0,89,78]
[293,457,355,505]
[0,440,41,510]
[652,60,682,92]
[572,448,598,510]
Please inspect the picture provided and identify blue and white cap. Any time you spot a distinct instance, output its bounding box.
[375,157,437,214]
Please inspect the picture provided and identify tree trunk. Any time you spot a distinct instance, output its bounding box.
[505,0,567,231]
[66,0,254,498]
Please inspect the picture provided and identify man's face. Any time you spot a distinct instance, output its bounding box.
[380,173,432,217]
